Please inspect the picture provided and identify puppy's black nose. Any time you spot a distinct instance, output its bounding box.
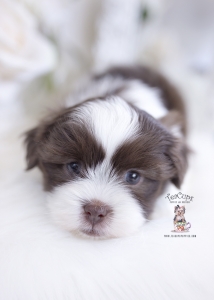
[84,203,111,226]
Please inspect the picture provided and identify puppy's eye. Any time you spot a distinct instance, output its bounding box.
[67,162,81,175]
[125,171,141,185]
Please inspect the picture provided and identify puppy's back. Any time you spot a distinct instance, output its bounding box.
[94,66,186,135]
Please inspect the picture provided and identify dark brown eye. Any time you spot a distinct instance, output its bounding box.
[67,162,81,175]
[125,171,140,185]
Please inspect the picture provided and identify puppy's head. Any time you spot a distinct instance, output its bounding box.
[25,96,188,239]
[174,205,180,214]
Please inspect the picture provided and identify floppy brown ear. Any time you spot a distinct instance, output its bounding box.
[159,111,188,189]
[174,205,179,213]
[24,127,39,170]
[24,108,68,171]
[168,139,188,188]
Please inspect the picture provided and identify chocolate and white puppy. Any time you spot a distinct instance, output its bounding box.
[25,66,188,239]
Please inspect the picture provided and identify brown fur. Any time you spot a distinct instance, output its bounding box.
[25,107,105,190]
[95,65,187,134]
[111,111,188,216]
[25,65,188,217]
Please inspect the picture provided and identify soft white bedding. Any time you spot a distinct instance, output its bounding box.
[0,110,213,300]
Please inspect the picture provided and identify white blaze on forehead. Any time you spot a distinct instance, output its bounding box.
[48,98,146,238]
[73,96,139,158]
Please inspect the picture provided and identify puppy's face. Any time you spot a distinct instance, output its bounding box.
[25,97,187,239]
[179,206,185,216]
[175,206,185,216]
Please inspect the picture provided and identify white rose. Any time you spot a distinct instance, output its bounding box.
[0,0,56,82]
[0,1,57,135]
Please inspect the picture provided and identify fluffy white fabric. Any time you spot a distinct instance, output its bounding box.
[0,120,213,299]
[1,0,214,296]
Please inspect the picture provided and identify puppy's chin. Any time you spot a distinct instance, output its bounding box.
[63,226,142,240]
[46,181,146,239]
[76,228,116,240]
[47,211,143,240]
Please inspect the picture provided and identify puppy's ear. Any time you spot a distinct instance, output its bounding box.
[24,108,67,171]
[174,205,179,213]
[24,127,39,170]
[159,111,188,189]
[168,137,188,188]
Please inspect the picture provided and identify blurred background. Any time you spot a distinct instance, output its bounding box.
[0,0,214,205]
